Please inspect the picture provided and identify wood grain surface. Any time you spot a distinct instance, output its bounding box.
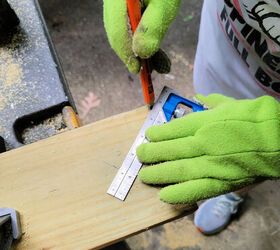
[0,107,191,250]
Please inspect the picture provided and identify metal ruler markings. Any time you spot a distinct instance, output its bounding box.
[107,87,177,200]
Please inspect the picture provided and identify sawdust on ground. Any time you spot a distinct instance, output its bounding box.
[0,30,28,110]
[0,53,23,87]
[22,113,68,144]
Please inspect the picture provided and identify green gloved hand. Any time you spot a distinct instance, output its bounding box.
[136,94,280,204]
[103,0,181,73]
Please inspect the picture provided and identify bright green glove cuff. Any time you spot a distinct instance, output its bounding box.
[103,0,181,73]
[137,94,280,204]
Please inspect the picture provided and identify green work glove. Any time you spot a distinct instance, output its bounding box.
[136,94,280,204]
[103,0,181,73]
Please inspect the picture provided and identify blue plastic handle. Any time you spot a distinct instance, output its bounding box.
[163,93,205,122]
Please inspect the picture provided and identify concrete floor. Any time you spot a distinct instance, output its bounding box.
[39,0,280,249]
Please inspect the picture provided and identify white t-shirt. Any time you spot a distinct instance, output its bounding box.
[193,0,280,101]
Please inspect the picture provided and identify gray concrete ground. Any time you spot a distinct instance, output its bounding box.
[39,0,280,249]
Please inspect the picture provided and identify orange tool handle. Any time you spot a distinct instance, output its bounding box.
[126,0,155,106]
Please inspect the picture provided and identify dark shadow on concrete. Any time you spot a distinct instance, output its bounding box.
[101,241,131,250]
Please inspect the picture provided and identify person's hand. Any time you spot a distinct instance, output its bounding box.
[136,94,280,204]
[103,0,181,73]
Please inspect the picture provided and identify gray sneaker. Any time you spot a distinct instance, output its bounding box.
[194,193,244,235]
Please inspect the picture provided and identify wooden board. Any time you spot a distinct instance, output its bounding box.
[0,107,191,250]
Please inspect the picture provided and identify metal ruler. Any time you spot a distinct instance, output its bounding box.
[107,86,205,201]
[107,87,180,200]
